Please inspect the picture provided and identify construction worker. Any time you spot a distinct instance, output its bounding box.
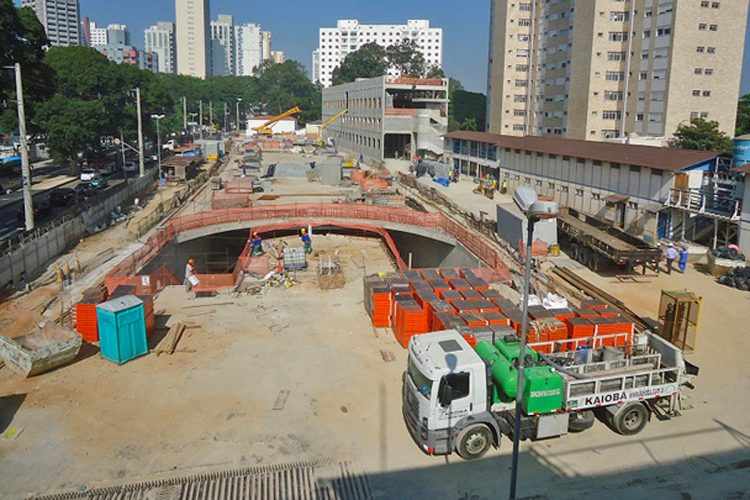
[54,265,64,291]
[678,245,689,273]
[251,232,264,256]
[664,243,678,275]
[62,261,71,286]
[300,228,312,254]
[184,258,196,291]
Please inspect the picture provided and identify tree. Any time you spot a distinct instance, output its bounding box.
[736,94,750,136]
[386,40,425,77]
[36,95,107,166]
[460,116,479,131]
[256,60,321,124]
[331,42,388,86]
[0,1,55,138]
[425,66,445,79]
[670,118,732,155]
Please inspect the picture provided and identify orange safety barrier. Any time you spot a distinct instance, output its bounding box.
[105,204,512,290]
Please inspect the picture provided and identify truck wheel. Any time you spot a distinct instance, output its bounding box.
[568,410,595,433]
[456,424,493,460]
[613,402,649,436]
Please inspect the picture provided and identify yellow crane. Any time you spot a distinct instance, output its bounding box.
[253,106,302,136]
[318,109,348,146]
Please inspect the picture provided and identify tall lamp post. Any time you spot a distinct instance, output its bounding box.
[509,186,559,500]
[236,98,242,135]
[4,63,34,231]
[151,114,165,180]
[134,87,145,177]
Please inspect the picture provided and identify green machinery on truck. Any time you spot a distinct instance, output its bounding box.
[402,329,698,460]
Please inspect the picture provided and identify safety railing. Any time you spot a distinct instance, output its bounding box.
[106,203,510,279]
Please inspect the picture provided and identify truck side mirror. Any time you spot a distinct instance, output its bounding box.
[438,383,453,408]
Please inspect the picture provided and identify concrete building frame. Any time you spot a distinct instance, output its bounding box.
[322,76,449,164]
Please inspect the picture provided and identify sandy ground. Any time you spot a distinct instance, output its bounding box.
[0,153,749,499]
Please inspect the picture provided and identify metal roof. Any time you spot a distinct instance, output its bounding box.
[447,131,720,172]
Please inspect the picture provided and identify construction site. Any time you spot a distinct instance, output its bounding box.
[0,126,748,500]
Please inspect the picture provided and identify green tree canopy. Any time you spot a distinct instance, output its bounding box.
[670,118,732,155]
[0,0,55,138]
[736,94,750,137]
[331,42,388,86]
[385,40,426,77]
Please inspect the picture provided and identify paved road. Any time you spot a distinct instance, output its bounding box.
[0,161,154,241]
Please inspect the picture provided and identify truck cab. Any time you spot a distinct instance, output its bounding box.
[403,330,491,457]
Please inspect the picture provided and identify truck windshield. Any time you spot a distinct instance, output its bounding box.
[408,357,433,399]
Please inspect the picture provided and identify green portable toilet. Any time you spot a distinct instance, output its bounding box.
[96,295,148,365]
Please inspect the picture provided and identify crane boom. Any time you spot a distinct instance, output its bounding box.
[320,109,348,131]
[253,106,302,136]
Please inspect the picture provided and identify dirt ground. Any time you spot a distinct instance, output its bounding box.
[1,152,749,499]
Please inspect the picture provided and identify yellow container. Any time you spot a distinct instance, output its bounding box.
[549,244,561,257]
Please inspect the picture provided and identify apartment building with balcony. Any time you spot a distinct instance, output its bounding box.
[322,76,449,163]
[487,0,749,142]
[22,0,81,47]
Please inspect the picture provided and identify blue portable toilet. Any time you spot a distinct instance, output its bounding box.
[96,295,148,365]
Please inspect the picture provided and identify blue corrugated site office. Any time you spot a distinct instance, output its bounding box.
[96,295,148,365]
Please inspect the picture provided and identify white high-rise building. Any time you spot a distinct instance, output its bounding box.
[145,22,176,74]
[176,0,211,79]
[261,31,272,61]
[235,23,263,76]
[87,19,107,46]
[210,14,235,76]
[21,0,81,47]
[313,19,443,87]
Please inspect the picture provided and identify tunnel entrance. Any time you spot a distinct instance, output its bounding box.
[388,230,477,269]
[142,229,250,280]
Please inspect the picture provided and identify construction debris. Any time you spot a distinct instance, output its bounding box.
[317,253,345,290]
[155,322,186,356]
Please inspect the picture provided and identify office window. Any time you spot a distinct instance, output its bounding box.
[609,11,630,22]
[709,24,718,31]
[707,47,716,54]
[694,68,703,74]
[712,1,720,6]
[698,23,707,30]
[703,90,711,97]
[636,113,644,121]
[696,46,705,53]
[692,90,701,96]
[609,32,628,42]
[701,0,709,6]
[704,68,714,75]
[606,71,625,81]
[639,71,649,80]
[608,51,626,61]
[602,111,622,120]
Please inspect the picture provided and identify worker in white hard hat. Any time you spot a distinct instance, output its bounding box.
[664,243,678,275]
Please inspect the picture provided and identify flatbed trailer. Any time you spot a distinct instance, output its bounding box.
[557,207,662,273]
[403,329,696,460]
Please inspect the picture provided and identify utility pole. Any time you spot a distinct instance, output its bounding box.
[236,98,242,135]
[224,102,228,132]
[135,87,145,177]
[13,63,33,231]
[182,96,187,131]
[199,100,204,140]
[209,101,213,132]
[151,115,164,180]
[120,130,127,179]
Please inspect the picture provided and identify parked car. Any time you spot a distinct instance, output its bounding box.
[80,169,97,182]
[89,175,109,190]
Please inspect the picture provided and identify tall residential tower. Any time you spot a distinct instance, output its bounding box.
[175,0,211,78]
[21,0,81,46]
[486,0,749,141]
[145,22,177,74]
[314,19,443,87]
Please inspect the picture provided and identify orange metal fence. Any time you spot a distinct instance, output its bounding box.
[106,204,510,283]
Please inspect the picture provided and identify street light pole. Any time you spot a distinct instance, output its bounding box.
[182,96,188,131]
[12,63,34,231]
[151,115,164,180]
[509,219,535,500]
[135,87,145,177]
[199,100,204,140]
[236,98,242,135]
[224,102,228,133]
[209,101,213,131]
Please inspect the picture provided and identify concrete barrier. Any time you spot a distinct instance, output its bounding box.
[0,170,157,289]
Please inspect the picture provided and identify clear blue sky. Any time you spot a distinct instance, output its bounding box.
[25,0,750,95]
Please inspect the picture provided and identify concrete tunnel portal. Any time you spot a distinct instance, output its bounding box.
[141,224,479,281]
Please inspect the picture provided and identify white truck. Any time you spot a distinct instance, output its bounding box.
[402,330,697,460]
